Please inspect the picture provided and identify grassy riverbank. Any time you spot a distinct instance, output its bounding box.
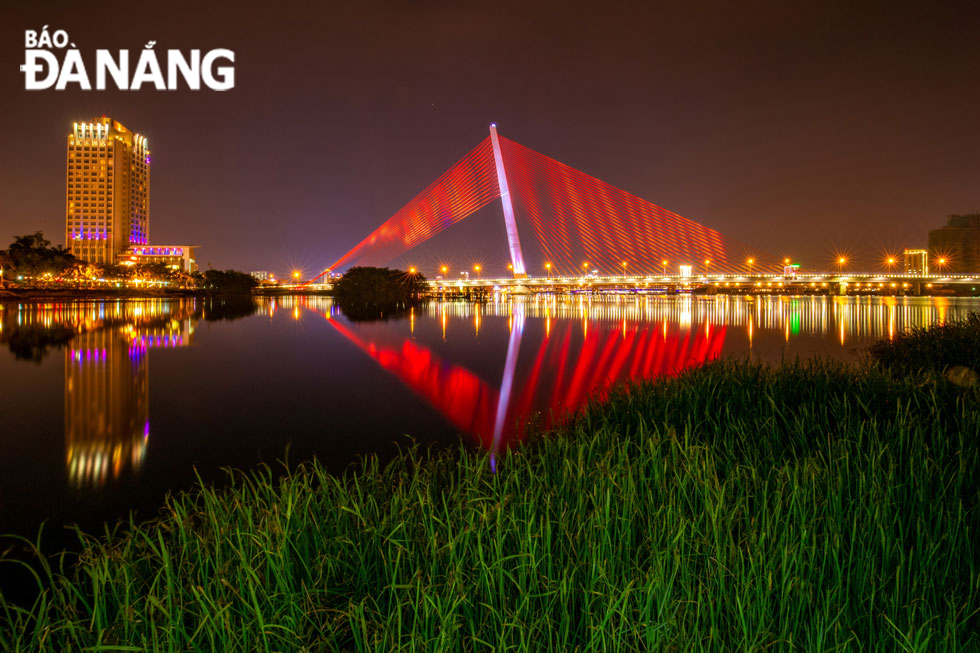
[2,321,979,650]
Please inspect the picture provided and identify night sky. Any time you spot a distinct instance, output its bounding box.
[2,0,978,276]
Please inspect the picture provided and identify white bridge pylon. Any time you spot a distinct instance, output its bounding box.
[489,124,527,277]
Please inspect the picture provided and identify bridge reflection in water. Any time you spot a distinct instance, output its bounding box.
[310,299,727,457]
[293,293,980,457]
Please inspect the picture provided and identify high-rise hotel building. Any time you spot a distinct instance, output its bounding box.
[66,116,150,264]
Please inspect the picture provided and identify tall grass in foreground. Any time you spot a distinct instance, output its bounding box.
[2,331,980,650]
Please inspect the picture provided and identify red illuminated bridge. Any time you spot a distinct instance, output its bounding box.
[311,125,775,283]
[301,126,975,294]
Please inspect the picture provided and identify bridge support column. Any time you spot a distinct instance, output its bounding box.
[489,124,527,278]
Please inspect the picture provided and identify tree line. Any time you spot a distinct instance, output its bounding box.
[0,232,255,292]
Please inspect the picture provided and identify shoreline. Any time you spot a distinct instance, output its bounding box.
[2,287,979,301]
[1,315,978,649]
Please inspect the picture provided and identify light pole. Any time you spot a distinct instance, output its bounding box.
[440,265,448,277]
[582,262,589,276]
[704,258,711,275]
[545,262,552,278]
[621,261,628,276]
[747,258,754,274]
[885,257,896,272]
[507,263,513,276]
[662,259,668,275]
[474,264,481,279]
[837,257,846,274]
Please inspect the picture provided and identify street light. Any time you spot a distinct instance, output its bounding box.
[545,262,552,278]
[408,267,417,274]
[837,257,846,273]
[662,259,668,275]
[747,258,754,274]
[582,262,589,276]
[937,257,947,273]
[292,270,301,282]
[440,265,448,276]
[621,261,628,275]
[885,256,896,272]
[704,258,711,274]
[474,264,481,279]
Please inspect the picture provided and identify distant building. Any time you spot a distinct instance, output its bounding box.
[122,245,199,273]
[903,249,928,275]
[250,271,271,281]
[928,213,980,273]
[66,116,150,264]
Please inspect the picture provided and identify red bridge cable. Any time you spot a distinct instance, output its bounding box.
[320,133,775,279]
[306,137,500,284]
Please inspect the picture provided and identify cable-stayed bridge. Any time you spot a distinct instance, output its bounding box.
[300,126,974,295]
[315,125,771,282]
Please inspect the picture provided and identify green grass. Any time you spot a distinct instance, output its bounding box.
[2,322,979,650]
[867,311,980,377]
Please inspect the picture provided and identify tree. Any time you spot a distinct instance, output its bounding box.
[2,232,78,281]
[198,269,259,293]
[333,266,427,320]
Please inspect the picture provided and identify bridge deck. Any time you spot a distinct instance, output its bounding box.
[428,272,979,289]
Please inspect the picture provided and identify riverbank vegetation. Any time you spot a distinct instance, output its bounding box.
[1,317,978,650]
[333,266,427,320]
[1,232,260,294]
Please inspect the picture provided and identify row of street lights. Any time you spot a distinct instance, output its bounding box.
[301,253,954,282]
[407,252,956,279]
[426,258,747,278]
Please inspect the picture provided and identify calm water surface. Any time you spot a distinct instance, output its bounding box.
[1,294,978,543]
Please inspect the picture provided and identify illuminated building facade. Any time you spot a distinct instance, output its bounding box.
[928,213,980,273]
[903,249,928,275]
[65,116,150,264]
[123,245,199,273]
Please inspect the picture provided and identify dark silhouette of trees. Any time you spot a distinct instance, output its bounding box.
[1,232,77,281]
[333,267,427,320]
[195,269,259,293]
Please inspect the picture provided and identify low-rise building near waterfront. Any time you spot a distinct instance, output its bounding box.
[122,245,199,273]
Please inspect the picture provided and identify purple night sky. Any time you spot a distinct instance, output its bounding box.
[1,0,978,276]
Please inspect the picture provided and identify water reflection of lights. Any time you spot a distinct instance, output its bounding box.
[290,293,980,456]
[416,295,980,345]
[0,299,198,487]
[309,301,726,454]
[63,304,196,487]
